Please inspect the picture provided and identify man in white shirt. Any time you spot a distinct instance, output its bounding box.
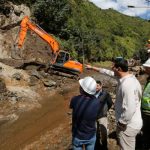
[86,57,143,150]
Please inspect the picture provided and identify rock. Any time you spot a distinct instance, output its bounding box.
[12,72,22,80]
[0,2,30,28]
[0,1,31,59]
[42,79,56,87]
[28,76,39,86]
[0,78,7,93]
[10,97,17,104]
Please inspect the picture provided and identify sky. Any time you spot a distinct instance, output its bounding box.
[89,0,150,20]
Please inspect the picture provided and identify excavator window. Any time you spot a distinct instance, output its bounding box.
[65,53,70,61]
[56,51,70,63]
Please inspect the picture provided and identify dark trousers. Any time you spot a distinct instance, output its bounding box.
[142,113,150,149]
[94,118,108,150]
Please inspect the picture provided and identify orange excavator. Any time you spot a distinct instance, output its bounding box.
[12,16,83,76]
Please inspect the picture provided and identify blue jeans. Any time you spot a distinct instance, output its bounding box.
[72,134,96,150]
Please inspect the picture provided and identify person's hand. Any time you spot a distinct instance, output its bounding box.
[85,64,92,70]
[117,122,127,131]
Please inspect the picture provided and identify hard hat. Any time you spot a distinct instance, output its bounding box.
[147,49,150,53]
[79,76,96,95]
[143,59,150,67]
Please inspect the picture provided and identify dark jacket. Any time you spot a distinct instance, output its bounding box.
[97,90,113,118]
[70,94,101,140]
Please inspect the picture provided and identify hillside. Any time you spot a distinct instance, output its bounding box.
[69,1,149,60]
[0,0,150,62]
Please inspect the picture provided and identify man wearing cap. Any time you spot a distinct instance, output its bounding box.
[70,76,101,150]
[85,57,143,150]
[141,59,150,149]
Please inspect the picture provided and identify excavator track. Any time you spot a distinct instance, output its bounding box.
[0,58,80,80]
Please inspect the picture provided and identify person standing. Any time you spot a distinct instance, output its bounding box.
[95,80,113,150]
[86,57,143,150]
[70,76,101,150]
[141,59,150,149]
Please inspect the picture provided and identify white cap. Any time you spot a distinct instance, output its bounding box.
[143,59,150,67]
[79,76,96,95]
[147,49,150,53]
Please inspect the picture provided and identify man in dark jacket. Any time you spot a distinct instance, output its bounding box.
[95,80,113,150]
[70,76,101,150]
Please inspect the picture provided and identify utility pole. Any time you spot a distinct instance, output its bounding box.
[128,0,150,20]
[128,1,150,63]
[128,0,150,8]
[80,32,85,65]
[82,38,85,65]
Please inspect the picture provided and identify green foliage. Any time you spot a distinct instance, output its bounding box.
[92,61,112,68]
[4,0,35,7]
[24,0,150,62]
[33,0,71,37]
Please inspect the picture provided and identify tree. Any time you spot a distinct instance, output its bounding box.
[33,0,71,36]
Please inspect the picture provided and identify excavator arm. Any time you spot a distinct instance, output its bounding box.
[12,16,60,64]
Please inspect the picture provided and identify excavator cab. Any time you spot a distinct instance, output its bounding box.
[56,51,70,64]
[52,50,83,75]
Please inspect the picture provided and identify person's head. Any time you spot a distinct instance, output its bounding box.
[112,57,128,77]
[143,59,150,75]
[79,76,97,95]
[96,80,102,92]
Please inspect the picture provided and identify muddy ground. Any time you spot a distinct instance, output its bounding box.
[0,64,121,150]
[0,63,146,150]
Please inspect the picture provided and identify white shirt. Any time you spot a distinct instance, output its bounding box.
[95,89,102,98]
[99,68,143,130]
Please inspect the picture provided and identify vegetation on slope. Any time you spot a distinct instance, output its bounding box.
[3,0,150,62]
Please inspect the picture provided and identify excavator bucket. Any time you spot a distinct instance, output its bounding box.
[11,17,29,60]
[11,44,23,60]
[11,26,23,60]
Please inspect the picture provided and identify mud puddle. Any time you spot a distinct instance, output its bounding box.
[0,92,70,150]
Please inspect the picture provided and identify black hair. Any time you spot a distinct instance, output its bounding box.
[96,80,102,85]
[112,57,128,72]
